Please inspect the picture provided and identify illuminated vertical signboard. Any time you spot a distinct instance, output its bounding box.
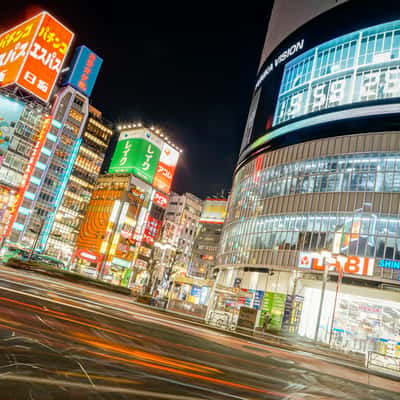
[0,11,74,102]
[109,128,163,184]
[0,95,25,166]
[153,143,179,194]
[142,215,162,245]
[63,45,103,97]
[0,13,42,87]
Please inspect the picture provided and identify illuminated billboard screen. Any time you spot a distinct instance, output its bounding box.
[153,143,179,194]
[200,199,227,224]
[239,1,400,162]
[108,128,163,184]
[0,11,74,102]
[63,45,103,97]
[0,95,25,166]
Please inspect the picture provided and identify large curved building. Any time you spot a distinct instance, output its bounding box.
[211,0,400,355]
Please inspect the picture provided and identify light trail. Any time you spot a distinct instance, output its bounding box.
[87,349,287,398]
[0,374,207,400]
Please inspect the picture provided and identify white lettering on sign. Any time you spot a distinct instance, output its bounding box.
[275,67,400,125]
[255,39,305,90]
[298,252,374,276]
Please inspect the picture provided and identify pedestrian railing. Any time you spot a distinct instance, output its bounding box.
[367,351,400,376]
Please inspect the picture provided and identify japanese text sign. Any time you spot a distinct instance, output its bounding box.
[109,129,162,184]
[63,45,102,97]
[143,216,162,245]
[153,143,179,194]
[153,191,168,208]
[0,14,42,87]
[0,12,74,102]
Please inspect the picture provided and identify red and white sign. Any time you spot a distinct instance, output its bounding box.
[153,191,168,208]
[153,143,179,194]
[298,252,374,276]
[142,216,162,245]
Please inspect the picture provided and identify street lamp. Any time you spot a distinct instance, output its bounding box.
[28,216,45,262]
[329,254,346,345]
[313,248,332,343]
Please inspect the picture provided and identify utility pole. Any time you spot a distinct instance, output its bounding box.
[28,216,45,262]
[314,249,332,343]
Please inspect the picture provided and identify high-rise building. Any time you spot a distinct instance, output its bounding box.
[163,192,203,272]
[0,97,50,245]
[46,105,112,261]
[211,0,400,355]
[9,86,89,252]
[74,125,181,287]
[74,173,150,284]
[0,11,75,250]
[0,12,105,262]
[190,198,227,279]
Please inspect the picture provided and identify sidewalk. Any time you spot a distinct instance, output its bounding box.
[3,260,131,295]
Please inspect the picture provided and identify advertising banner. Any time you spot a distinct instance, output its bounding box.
[200,199,227,224]
[14,12,73,102]
[153,191,168,208]
[63,45,103,97]
[281,295,304,333]
[0,95,24,166]
[0,13,42,87]
[109,129,162,184]
[253,290,264,310]
[153,142,179,194]
[259,292,287,332]
[298,252,374,277]
[142,215,162,245]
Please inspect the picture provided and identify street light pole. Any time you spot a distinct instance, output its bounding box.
[329,254,345,345]
[28,217,45,262]
[314,249,331,343]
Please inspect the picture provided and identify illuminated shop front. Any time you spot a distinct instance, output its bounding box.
[212,0,400,357]
[168,275,213,317]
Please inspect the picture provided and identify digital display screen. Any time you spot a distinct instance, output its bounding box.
[240,1,400,162]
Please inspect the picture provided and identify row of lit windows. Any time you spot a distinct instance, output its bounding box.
[231,153,400,209]
[220,213,400,262]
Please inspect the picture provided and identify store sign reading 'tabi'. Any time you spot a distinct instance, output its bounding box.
[298,252,374,276]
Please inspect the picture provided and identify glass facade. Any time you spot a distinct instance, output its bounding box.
[217,131,400,282]
[231,152,400,210]
[221,212,399,261]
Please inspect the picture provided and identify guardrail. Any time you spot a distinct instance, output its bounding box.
[367,351,400,376]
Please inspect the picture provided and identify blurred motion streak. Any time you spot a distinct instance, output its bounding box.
[87,350,286,397]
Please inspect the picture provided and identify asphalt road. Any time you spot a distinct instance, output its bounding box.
[0,266,398,400]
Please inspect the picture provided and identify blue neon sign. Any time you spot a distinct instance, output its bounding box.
[63,46,103,97]
[378,259,400,270]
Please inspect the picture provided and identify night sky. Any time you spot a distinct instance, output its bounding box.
[1,1,273,199]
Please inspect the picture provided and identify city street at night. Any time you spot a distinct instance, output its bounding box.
[0,266,398,400]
